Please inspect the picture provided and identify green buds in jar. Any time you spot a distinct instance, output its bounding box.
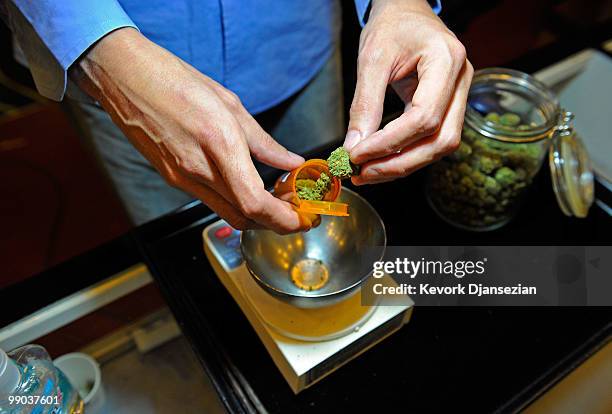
[428,111,546,229]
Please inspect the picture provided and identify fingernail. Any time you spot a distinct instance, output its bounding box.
[351,176,363,186]
[343,130,362,150]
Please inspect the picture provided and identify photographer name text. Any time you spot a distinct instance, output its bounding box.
[371,258,537,297]
[373,283,536,296]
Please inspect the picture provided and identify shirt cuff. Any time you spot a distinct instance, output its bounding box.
[355,0,442,27]
[6,0,137,101]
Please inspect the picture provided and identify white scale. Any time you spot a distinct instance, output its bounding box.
[203,220,414,393]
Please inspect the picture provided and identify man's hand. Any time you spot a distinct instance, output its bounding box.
[344,0,473,184]
[72,28,316,233]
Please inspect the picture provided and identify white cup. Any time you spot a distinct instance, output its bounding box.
[54,352,105,414]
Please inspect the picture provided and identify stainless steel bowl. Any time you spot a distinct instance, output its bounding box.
[241,188,386,308]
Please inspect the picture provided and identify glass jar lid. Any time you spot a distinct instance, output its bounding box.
[549,111,594,218]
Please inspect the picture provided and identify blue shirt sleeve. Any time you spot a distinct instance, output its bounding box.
[5,0,137,101]
[354,0,442,26]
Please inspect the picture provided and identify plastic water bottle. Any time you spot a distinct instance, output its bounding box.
[0,345,83,414]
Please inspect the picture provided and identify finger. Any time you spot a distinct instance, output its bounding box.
[354,61,472,185]
[354,62,471,185]
[189,158,310,233]
[311,214,322,228]
[297,212,321,231]
[240,112,305,170]
[122,116,265,231]
[350,42,466,164]
[214,87,304,171]
[174,172,262,230]
[391,74,418,108]
[274,194,323,229]
[350,175,396,186]
[251,191,317,234]
[344,46,392,149]
[351,134,438,185]
[205,121,313,233]
[158,141,244,209]
[300,213,321,229]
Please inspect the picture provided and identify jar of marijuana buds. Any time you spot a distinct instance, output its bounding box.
[426,68,594,231]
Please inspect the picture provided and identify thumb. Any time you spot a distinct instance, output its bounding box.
[344,53,391,150]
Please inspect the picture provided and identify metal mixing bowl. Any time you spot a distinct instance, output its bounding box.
[241,188,386,308]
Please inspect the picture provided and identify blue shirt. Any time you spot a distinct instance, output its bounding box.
[3,0,440,114]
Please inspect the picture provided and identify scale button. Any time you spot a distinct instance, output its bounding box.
[214,226,232,239]
[225,253,243,268]
[225,237,240,249]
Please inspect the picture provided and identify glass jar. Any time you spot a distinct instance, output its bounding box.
[426,68,593,231]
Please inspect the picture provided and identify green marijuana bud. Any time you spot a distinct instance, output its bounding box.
[327,147,360,179]
[484,112,500,124]
[494,167,518,187]
[296,173,332,201]
[315,172,331,194]
[499,112,521,127]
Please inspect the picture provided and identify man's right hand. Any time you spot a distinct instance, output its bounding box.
[72,28,315,233]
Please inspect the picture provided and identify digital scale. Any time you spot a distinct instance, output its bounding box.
[203,220,414,393]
